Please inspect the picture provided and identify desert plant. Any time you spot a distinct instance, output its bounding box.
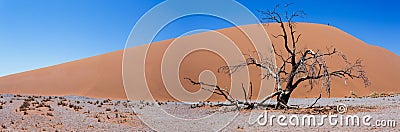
[42,98,51,102]
[24,96,34,102]
[57,101,68,107]
[46,112,53,116]
[73,105,82,111]
[380,92,388,97]
[350,91,358,98]
[68,104,74,108]
[20,101,30,111]
[369,91,379,98]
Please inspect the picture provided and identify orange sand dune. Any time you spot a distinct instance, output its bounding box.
[0,23,399,100]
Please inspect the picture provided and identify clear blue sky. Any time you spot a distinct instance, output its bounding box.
[0,0,399,76]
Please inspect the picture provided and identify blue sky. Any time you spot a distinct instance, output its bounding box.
[0,0,399,76]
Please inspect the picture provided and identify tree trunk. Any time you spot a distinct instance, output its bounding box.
[276,90,291,109]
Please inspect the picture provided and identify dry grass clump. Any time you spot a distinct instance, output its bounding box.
[17,96,54,116]
[42,97,52,102]
[46,112,53,116]
[369,91,379,98]
[103,99,112,103]
[57,101,68,107]
[68,103,83,111]
[368,91,394,98]
[57,99,82,111]
[19,101,31,111]
[105,108,112,111]
[379,92,389,97]
[24,96,35,102]
[350,91,358,98]
[0,101,5,109]
[35,102,51,109]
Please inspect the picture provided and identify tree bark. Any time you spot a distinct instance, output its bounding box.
[276,90,291,109]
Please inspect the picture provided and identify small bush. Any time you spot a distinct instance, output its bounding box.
[42,98,51,102]
[380,92,389,97]
[57,101,68,106]
[73,106,82,111]
[46,112,53,116]
[369,91,379,98]
[103,99,111,103]
[105,108,111,111]
[350,91,358,98]
[20,101,30,111]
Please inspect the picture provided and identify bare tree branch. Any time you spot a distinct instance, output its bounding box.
[307,94,322,108]
[184,78,237,104]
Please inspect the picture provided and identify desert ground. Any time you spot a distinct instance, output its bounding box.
[0,93,398,131]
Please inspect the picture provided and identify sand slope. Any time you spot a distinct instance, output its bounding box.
[0,23,398,100]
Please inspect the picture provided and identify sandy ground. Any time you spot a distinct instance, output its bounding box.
[0,94,398,131]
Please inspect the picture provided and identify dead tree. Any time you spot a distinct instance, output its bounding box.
[186,4,370,109]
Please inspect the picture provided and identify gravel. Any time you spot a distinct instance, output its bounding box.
[0,94,398,131]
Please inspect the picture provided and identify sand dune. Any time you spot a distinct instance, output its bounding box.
[0,23,399,101]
